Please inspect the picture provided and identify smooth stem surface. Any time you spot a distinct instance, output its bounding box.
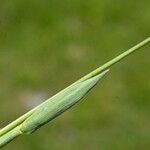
[0,37,149,148]
[0,111,33,137]
[0,126,22,148]
[0,37,149,136]
[77,37,150,83]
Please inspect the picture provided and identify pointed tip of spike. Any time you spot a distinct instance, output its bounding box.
[102,69,110,75]
[94,69,110,81]
[84,69,110,85]
[91,68,110,79]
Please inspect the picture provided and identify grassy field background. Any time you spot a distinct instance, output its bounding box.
[0,0,150,149]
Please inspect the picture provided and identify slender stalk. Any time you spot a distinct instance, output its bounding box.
[1,38,149,137]
[76,37,150,83]
[0,111,32,137]
[0,126,22,148]
[0,37,149,148]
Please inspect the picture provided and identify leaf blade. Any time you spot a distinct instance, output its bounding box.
[20,69,109,134]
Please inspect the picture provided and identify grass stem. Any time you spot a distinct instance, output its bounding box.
[0,37,149,148]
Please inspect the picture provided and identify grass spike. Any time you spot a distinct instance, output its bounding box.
[0,37,149,148]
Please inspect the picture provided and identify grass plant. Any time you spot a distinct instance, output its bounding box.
[0,38,149,148]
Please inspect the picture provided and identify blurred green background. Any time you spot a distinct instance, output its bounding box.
[0,0,150,149]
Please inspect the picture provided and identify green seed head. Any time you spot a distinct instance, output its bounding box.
[20,70,109,134]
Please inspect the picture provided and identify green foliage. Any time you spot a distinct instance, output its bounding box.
[0,38,149,148]
[0,1,150,149]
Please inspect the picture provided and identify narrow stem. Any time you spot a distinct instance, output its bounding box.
[0,37,149,147]
[0,112,32,137]
[77,37,150,83]
[0,125,22,148]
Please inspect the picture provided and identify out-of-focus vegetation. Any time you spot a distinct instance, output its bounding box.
[0,0,149,150]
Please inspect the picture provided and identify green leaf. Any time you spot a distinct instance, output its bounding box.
[0,37,149,148]
[20,70,109,134]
